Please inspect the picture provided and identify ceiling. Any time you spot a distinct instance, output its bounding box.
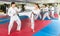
[0,0,59,3]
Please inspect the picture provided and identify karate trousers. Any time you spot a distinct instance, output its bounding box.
[8,15,21,34]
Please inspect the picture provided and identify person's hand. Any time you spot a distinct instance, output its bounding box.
[32,12,35,14]
[32,12,36,15]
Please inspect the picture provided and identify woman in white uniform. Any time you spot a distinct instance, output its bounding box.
[25,3,41,32]
[42,5,51,20]
[8,2,21,35]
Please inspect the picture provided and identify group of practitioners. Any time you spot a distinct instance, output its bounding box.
[7,2,58,35]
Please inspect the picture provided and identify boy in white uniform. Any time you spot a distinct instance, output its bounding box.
[50,6,55,18]
[8,2,21,35]
[42,5,51,20]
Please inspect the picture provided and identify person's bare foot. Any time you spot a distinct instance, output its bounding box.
[33,30,35,32]
[16,29,21,32]
[16,30,20,32]
[8,32,10,36]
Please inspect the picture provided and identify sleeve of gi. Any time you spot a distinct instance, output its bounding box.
[8,8,13,16]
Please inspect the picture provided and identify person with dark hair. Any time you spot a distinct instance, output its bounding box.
[25,3,41,32]
[42,5,51,20]
[50,5,55,18]
[32,3,41,32]
[34,3,40,9]
[8,2,21,35]
[32,3,41,19]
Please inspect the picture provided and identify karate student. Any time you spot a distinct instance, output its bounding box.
[31,3,41,32]
[42,5,51,20]
[25,3,41,32]
[32,3,41,20]
[50,5,55,18]
[8,2,21,35]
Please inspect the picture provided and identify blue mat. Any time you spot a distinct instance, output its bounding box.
[33,20,60,36]
[0,16,58,24]
[0,16,28,24]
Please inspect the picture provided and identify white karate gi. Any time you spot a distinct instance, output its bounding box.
[42,7,51,20]
[8,7,21,34]
[25,6,41,31]
[50,7,55,18]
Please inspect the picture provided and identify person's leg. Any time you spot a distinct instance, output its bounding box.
[8,17,14,35]
[42,13,47,20]
[16,16,21,31]
[39,14,41,19]
[51,11,55,18]
[46,13,51,19]
[30,13,35,32]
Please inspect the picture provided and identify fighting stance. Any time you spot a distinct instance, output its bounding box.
[25,3,41,32]
[8,2,21,35]
[42,5,51,20]
[50,5,55,18]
